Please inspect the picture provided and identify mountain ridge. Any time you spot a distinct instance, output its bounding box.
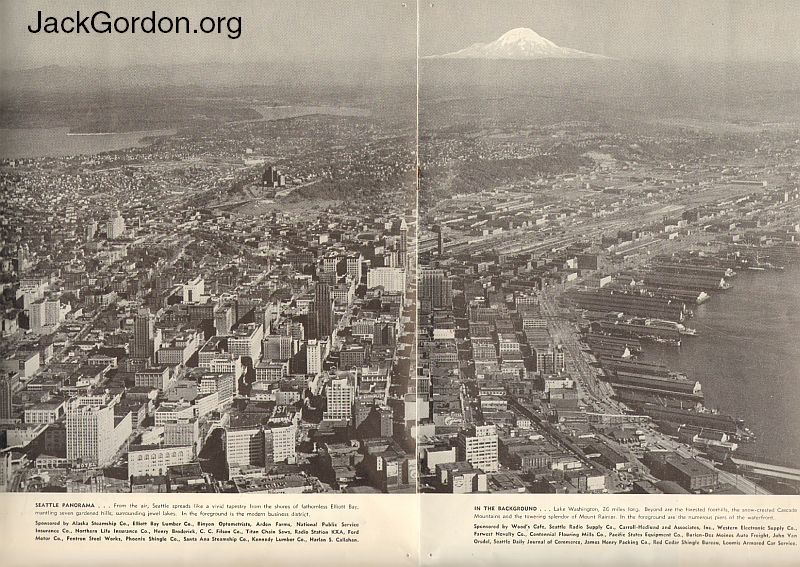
[425,28,608,60]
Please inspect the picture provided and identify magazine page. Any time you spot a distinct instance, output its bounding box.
[0,1,418,566]
[416,1,800,565]
[3,1,800,566]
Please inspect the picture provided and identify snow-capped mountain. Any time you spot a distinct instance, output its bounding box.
[426,28,607,60]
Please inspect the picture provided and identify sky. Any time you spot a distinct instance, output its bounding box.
[0,0,416,69]
[1,1,799,69]
[422,0,800,62]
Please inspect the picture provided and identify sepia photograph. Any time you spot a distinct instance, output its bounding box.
[1,0,418,495]
[416,0,800,496]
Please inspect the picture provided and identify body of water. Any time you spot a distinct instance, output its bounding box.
[642,263,800,467]
[1,106,370,160]
[0,127,177,160]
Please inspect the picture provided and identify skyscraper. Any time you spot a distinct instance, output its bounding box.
[306,339,322,376]
[0,377,12,420]
[131,308,155,360]
[66,398,130,466]
[106,211,126,240]
[456,424,499,473]
[398,219,408,268]
[346,254,363,283]
[323,373,357,421]
[264,423,297,465]
[314,283,333,340]
[420,268,453,309]
[214,303,236,336]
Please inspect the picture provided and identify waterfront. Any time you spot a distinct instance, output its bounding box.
[0,127,177,159]
[643,262,800,467]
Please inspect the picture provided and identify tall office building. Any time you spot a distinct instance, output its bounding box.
[366,267,405,293]
[346,254,363,283]
[314,283,333,340]
[0,377,12,420]
[228,323,264,362]
[456,424,499,473]
[264,424,297,465]
[44,299,60,326]
[27,300,46,332]
[66,398,131,466]
[131,308,155,360]
[226,426,264,469]
[323,374,357,422]
[106,211,126,240]
[398,219,408,268]
[85,221,98,241]
[263,335,293,361]
[420,268,453,309]
[306,339,322,375]
[261,165,285,188]
[214,303,236,336]
[373,320,397,347]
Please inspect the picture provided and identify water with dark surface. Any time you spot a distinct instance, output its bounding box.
[642,263,800,468]
[0,127,177,159]
[1,106,371,160]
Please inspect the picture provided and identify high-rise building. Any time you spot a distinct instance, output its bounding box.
[373,320,397,347]
[261,166,285,188]
[264,424,297,465]
[456,424,499,473]
[346,254,363,283]
[131,308,155,360]
[85,221,98,241]
[322,255,338,275]
[532,342,565,375]
[420,268,453,309]
[398,219,408,268]
[106,211,126,240]
[306,339,322,375]
[323,373,357,422]
[66,397,131,466]
[0,377,12,420]
[214,303,236,336]
[44,299,60,327]
[27,300,45,331]
[226,426,264,469]
[164,419,200,451]
[228,323,264,362]
[314,283,333,340]
[263,335,293,361]
[366,267,405,293]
